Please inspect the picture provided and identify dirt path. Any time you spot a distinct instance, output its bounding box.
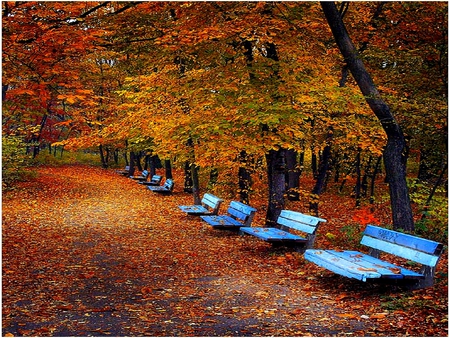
[2,165,447,336]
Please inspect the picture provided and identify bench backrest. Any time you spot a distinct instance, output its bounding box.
[361,225,443,267]
[125,166,130,171]
[150,175,162,184]
[141,170,149,177]
[277,210,326,234]
[163,179,174,191]
[201,193,223,214]
[227,201,257,226]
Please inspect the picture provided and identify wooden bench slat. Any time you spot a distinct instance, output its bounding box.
[200,215,244,227]
[229,201,256,214]
[201,201,256,228]
[227,208,249,223]
[178,205,210,215]
[277,215,317,234]
[304,250,382,281]
[148,179,174,194]
[305,225,443,289]
[361,236,441,267]
[140,175,162,186]
[330,250,424,279]
[240,227,307,242]
[240,210,326,250]
[364,225,444,256]
[281,210,326,225]
[203,193,223,207]
[178,193,223,216]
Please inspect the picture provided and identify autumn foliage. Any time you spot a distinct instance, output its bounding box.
[2,2,448,335]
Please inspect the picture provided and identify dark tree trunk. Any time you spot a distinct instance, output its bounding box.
[238,151,252,205]
[321,2,414,231]
[99,144,108,168]
[31,113,48,158]
[309,143,332,216]
[418,148,433,180]
[148,155,158,176]
[164,159,173,179]
[184,161,193,193]
[361,155,373,197]
[113,149,119,165]
[311,149,318,180]
[298,150,305,177]
[421,160,447,220]
[143,154,150,170]
[191,163,201,205]
[265,148,286,226]
[333,153,341,183]
[129,152,136,176]
[135,153,143,171]
[354,148,361,207]
[285,149,300,201]
[370,156,382,204]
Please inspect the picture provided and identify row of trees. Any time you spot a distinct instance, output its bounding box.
[3,2,447,231]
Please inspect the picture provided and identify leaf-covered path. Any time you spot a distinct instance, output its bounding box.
[2,165,447,336]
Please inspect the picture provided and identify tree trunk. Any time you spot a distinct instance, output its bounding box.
[265,148,286,226]
[191,163,201,205]
[354,148,361,207]
[129,152,136,176]
[238,150,252,205]
[321,1,414,231]
[311,149,318,180]
[99,144,108,168]
[370,156,382,204]
[183,161,193,193]
[421,160,447,220]
[164,159,173,179]
[309,142,331,216]
[285,149,300,201]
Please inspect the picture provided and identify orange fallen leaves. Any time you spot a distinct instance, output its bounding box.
[1,165,448,337]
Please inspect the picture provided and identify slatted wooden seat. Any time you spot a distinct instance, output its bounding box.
[240,210,326,252]
[178,193,223,216]
[139,175,163,186]
[200,201,256,229]
[116,166,130,176]
[304,225,444,289]
[147,178,174,194]
[130,169,149,181]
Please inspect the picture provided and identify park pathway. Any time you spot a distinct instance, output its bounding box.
[2,165,400,336]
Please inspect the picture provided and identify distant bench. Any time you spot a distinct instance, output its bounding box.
[201,201,256,229]
[116,166,130,176]
[139,175,163,186]
[304,225,444,289]
[178,193,223,216]
[147,179,174,194]
[240,210,326,252]
[130,169,149,181]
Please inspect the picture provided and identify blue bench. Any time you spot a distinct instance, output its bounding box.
[116,165,130,176]
[240,210,326,252]
[147,178,174,194]
[201,201,256,229]
[130,169,149,181]
[178,193,223,216]
[139,174,163,186]
[304,225,444,289]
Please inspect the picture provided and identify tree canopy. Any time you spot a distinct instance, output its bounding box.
[3,1,447,227]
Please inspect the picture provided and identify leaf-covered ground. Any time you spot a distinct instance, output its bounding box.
[2,165,448,336]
